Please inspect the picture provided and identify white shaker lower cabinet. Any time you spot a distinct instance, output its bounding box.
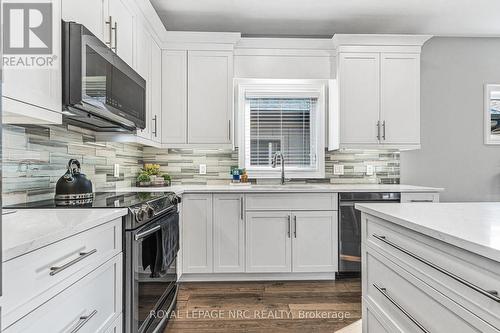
[213,194,245,273]
[1,218,123,332]
[5,255,122,333]
[245,211,292,273]
[246,211,337,273]
[361,213,500,333]
[182,194,214,273]
[292,211,337,273]
[181,193,339,280]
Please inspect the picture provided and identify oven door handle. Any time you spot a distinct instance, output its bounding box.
[135,225,161,241]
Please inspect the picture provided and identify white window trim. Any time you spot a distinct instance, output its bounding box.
[236,79,327,179]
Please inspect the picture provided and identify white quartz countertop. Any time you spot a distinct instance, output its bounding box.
[2,208,128,262]
[355,202,500,263]
[115,184,443,195]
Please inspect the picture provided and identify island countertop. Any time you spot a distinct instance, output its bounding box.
[2,208,128,262]
[355,202,500,263]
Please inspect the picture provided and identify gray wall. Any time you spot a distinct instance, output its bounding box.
[401,37,500,202]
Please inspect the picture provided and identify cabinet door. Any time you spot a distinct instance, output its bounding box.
[2,0,62,118]
[246,211,291,273]
[162,50,187,144]
[182,194,213,273]
[62,0,107,42]
[108,0,134,67]
[150,41,162,143]
[187,51,233,144]
[292,211,338,273]
[380,53,420,145]
[339,53,380,145]
[213,194,245,273]
[135,23,152,140]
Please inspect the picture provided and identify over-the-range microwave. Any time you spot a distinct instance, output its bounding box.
[62,20,146,132]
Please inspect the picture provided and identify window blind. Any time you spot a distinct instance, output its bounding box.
[246,98,317,168]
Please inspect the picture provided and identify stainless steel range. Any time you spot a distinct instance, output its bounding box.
[123,192,180,333]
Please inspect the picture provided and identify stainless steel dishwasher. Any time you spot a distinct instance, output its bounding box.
[337,192,400,278]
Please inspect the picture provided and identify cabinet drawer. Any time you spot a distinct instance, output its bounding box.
[1,218,122,328]
[246,193,338,211]
[400,192,439,203]
[365,215,500,329]
[4,255,122,332]
[365,249,497,333]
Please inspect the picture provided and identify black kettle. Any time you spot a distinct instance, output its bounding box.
[55,159,94,200]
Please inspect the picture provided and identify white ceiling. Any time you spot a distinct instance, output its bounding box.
[150,0,500,37]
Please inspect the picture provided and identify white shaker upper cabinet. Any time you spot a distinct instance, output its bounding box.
[108,0,134,67]
[62,0,107,42]
[150,41,163,143]
[187,51,233,144]
[2,0,62,124]
[213,194,245,273]
[135,23,152,140]
[339,53,380,145]
[162,50,188,144]
[380,53,420,145]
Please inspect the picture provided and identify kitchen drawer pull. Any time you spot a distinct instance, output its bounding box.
[373,284,430,333]
[409,199,434,203]
[70,309,98,333]
[49,249,97,276]
[376,121,381,141]
[382,120,386,140]
[135,225,161,241]
[373,234,500,302]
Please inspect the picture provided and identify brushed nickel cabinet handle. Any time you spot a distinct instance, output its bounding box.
[373,284,429,333]
[376,121,381,141]
[373,234,500,302]
[112,22,117,52]
[152,115,158,136]
[240,197,244,220]
[293,215,297,238]
[287,215,291,238]
[105,16,113,48]
[382,120,386,140]
[49,249,97,276]
[228,120,231,141]
[70,310,98,333]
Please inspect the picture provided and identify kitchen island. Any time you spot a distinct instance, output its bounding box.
[356,202,500,332]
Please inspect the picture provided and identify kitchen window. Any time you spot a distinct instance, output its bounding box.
[237,80,326,178]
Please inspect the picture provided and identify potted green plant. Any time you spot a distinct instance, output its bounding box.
[161,173,171,186]
[137,172,151,187]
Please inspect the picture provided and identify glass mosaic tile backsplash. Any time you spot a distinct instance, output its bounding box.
[2,124,399,205]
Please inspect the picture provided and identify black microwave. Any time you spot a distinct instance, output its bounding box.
[62,21,146,132]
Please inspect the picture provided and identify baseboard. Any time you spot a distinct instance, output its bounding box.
[179,272,337,282]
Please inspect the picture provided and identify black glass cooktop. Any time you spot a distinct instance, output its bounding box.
[4,191,176,209]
